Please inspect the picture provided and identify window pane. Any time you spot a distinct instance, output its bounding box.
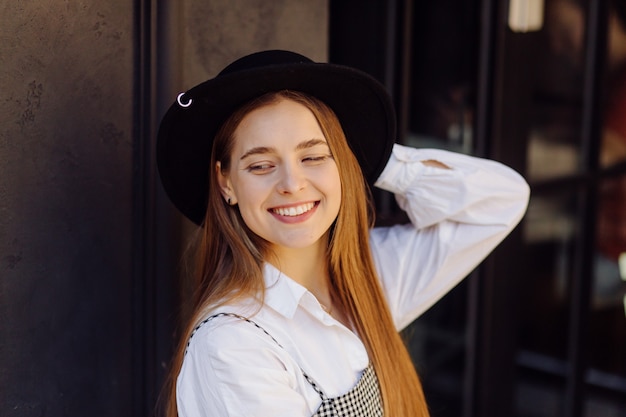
[527,0,586,181]
[587,173,626,409]
[599,0,626,169]
[405,1,478,153]
[404,284,469,417]
[515,374,566,417]
[586,0,626,406]
[519,193,576,358]
[515,191,578,416]
[584,389,626,417]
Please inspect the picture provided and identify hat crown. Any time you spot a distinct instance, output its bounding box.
[218,50,314,77]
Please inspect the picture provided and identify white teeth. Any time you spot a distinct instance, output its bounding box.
[273,202,315,217]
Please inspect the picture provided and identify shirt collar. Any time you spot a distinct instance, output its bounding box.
[262,263,311,319]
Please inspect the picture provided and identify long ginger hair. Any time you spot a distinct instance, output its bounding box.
[163,90,429,417]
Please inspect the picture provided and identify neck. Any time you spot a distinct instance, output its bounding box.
[267,235,332,305]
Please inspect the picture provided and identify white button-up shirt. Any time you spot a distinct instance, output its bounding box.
[177,145,531,417]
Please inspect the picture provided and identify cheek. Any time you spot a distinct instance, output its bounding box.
[328,169,342,212]
[234,186,263,216]
[230,176,270,221]
[334,185,343,215]
[234,192,266,237]
[230,172,263,200]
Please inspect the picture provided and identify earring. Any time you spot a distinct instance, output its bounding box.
[227,197,231,205]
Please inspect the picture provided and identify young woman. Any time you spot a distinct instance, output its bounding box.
[157,50,530,417]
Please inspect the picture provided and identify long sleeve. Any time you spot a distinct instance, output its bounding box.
[371,144,530,330]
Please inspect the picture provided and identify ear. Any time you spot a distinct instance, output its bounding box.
[216,161,237,205]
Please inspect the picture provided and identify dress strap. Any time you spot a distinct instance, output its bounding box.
[186,312,284,353]
[185,312,330,401]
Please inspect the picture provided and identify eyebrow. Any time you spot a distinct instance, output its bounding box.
[239,138,329,160]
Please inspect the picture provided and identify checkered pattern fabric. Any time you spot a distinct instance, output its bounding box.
[307,363,383,417]
[186,313,383,416]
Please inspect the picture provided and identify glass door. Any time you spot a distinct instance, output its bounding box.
[518,0,626,416]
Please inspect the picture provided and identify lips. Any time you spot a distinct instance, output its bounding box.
[270,202,317,217]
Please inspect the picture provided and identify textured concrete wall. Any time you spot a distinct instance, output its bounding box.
[178,0,327,89]
[0,1,135,416]
[157,0,328,110]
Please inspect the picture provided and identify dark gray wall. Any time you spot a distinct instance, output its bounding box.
[1,1,136,415]
[0,1,327,416]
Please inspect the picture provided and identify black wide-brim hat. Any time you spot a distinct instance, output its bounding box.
[157,50,396,225]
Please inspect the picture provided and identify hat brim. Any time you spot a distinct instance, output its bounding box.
[157,61,395,225]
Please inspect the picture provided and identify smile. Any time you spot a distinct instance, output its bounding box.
[271,202,317,217]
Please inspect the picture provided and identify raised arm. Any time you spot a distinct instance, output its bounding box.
[371,144,530,330]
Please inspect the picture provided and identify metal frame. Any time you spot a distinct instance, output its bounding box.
[564,1,607,415]
[132,1,180,414]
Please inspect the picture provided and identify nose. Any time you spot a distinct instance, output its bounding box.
[276,162,306,194]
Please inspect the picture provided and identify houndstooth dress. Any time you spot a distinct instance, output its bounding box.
[307,361,382,417]
[188,313,383,417]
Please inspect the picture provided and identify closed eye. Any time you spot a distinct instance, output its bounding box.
[246,162,275,173]
[302,154,333,164]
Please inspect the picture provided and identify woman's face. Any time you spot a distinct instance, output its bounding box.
[217,98,342,254]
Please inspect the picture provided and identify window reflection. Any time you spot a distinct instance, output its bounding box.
[406,1,477,154]
[592,0,626,387]
[528,0,586,181]
[522,0,626,413]
[592,174,626,378]
[521,193,575,360]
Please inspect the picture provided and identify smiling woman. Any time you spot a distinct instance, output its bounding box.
[156,50,530,417]
[216,96,342,259]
